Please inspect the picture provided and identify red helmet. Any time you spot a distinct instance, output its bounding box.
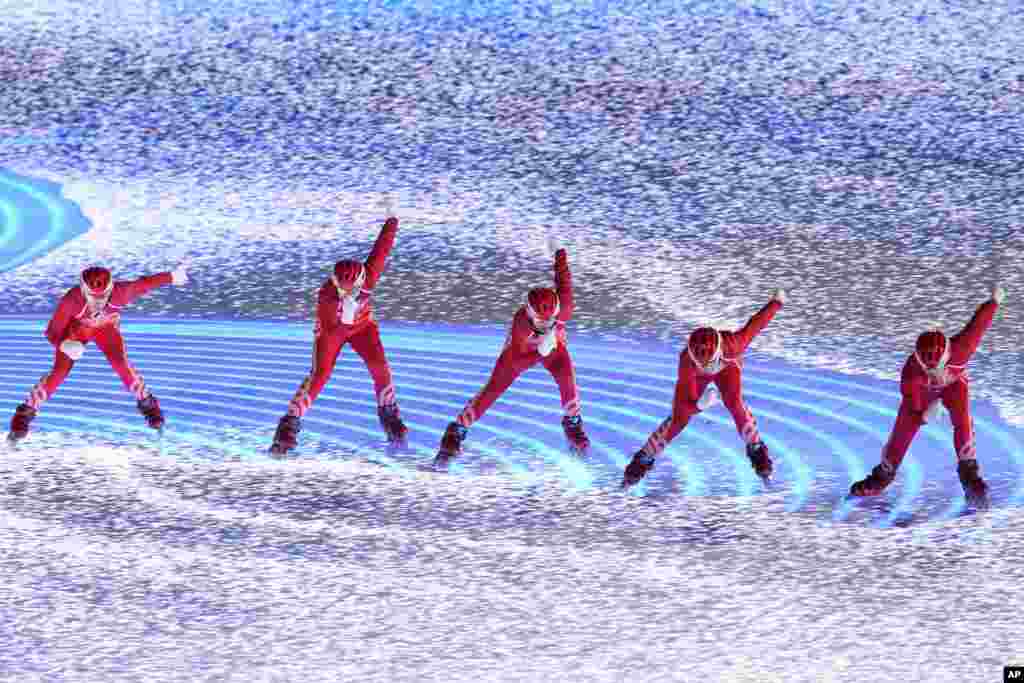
[688,327,722,367]
[526,288,560,327]
[332,260,366,293]
[80,266,113,298]
[915,330,948,370]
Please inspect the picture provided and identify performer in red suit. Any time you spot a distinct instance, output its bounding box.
[7,264,189,442]
[434,247,589,467]
[622,291,786,488]
[849,286,1005,507]
[270,207,407,454]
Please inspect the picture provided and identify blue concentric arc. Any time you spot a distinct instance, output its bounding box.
[2,318,1022,527]
[0,169,93,273]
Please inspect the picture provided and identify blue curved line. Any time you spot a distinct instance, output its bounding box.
[0,197,19,247]
[0,172,71,272]
[752,366,1024,517]
[6,319,1021,524]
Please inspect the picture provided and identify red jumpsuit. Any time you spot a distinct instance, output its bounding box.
[880,299,999,469]
[24,273,174,410]
[455,251,580,427]
[640,300,783,457]
[286,218,400,417]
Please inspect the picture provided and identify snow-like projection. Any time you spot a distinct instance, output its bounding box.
[0,168,92,273]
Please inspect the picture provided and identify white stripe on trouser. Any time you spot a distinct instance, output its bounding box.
[957,439,977,462]
[288,376,313,417]
[562,397,581,417]
[880,438,896,470]
[457,402,477,428]
[377,383,397,407]
[740,407,760,445]
[288,339,321,417]
[643,417,672,457]
[26,375,51,410]
[127,364,150,400]
[956,415,976,461]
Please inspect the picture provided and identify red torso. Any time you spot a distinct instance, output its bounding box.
[46,274,171,344]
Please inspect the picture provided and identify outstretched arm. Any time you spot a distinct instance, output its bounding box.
[363,217,399,289]
[120,271,177,304]
[554,248,573,322]
[733,290,785,352]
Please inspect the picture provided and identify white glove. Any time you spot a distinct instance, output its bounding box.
[171,266,189,286]
[992,285,1005,305]
[546,236,561,259]
[923,400,944,424]
[773,289,786,305]
[537,327,558,357]
[697,386,719,411]
[59,340,85,361]
[383,195,397,219]
[341,295,359,325]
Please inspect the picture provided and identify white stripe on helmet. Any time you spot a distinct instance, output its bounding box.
[331,264,366,294]
[525,294,560,325]
[687,328,723,372]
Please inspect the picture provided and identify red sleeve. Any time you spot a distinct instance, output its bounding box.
[363,217,398,289]
[508,308,535,353]
[732,299,782,352]
[949,299,998,363]
[45,290,80,346]
[116,273,173,305]
[554,249,573,322]
[317,282,341,334]
[900,356,928,413]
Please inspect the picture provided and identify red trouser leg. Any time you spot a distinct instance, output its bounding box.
[715,365,761,445]
[642,373,714,457]
[942,379,975,462]
[93,326,151,399]
[456,347,539,427]
[348,322,398,407]
[287,329,345,417]
[540,343,580,417]
[881,398,926,470]
[24,348,76,410]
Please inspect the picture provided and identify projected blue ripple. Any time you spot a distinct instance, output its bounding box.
[0,169,93,273]
[2,318,1021,526]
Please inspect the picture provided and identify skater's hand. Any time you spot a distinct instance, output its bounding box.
[171,266,189,286]
[992,285,1006,305]
[543,234,561,259]
[59,339,85,361]
[383,195,397,219]
[772,289,786,305]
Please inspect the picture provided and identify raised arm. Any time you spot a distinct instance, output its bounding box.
[554,248,573,322]
[950,287,1003,360]
[363,217,399,289]
[732,290,785,352]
